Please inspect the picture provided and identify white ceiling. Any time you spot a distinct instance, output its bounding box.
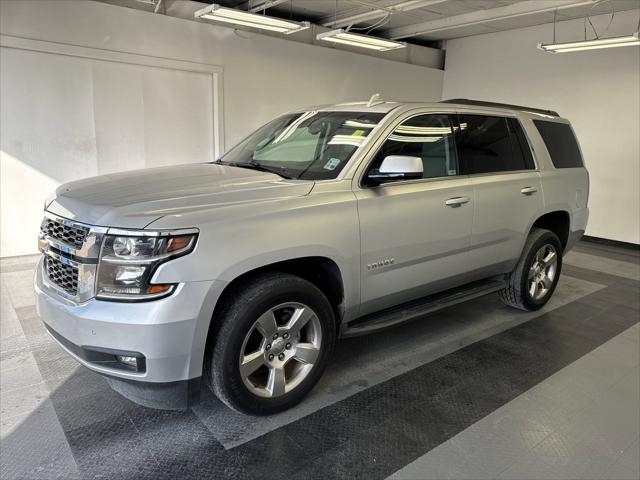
[123,0,640,45]
[230,0,640,43]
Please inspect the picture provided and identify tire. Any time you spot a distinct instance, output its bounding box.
[206,272,336,415]
[500,228,563,311]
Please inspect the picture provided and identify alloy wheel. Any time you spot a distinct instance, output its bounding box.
[528,243,558,301]
[238,302,322,398]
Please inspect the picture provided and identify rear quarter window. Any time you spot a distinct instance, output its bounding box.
[533,120,583,168]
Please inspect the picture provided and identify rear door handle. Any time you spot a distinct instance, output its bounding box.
[521,186,538,195]
[445,196,470,207]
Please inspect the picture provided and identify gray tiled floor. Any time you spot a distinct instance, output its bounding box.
[1,260,80,479]
[389,324,640,480]
[1,242,639,480]
[565,250,640,281]
[194,274,604,448]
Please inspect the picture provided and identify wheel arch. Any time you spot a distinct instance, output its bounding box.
[530,210,570,251]
[202,256,346,376]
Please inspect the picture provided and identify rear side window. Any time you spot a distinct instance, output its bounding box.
[456,115,532,174]
[533,120,583,168]
[508,118,536,170]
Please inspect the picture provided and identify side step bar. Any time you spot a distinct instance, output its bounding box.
[342,277,507,338]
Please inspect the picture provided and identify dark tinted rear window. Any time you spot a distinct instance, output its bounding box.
[533,120,583,168]
[456,115,532,174]
[508,118,536,170]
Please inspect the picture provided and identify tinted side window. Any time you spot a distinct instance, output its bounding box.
[368,114,458,181]
[456,115,525,174]
[533,120,583,168]
[508,118,536,170]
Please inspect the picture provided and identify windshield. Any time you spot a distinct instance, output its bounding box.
[219,111,385,180]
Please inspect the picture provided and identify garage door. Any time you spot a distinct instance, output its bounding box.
[0,38,223,257]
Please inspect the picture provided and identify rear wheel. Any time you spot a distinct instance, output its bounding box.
[207,273,335,415]
[500,228,562,311]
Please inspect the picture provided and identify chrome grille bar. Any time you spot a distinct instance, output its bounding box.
[41,217,89,249]
[44,254,79,296]
[38,212,107,303]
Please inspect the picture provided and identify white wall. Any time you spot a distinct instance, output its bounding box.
[0,0,444,257]
[442,11,640,245]
[1,42,219,258]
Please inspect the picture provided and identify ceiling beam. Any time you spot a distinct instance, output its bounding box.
[321,0,449,29]
[384,0,597,39]
[241,0,290,14]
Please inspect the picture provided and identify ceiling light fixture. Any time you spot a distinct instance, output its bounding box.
[316,29,406,51]
[539,32,639,52]
[194,4,310,35]
[539,1,640,53]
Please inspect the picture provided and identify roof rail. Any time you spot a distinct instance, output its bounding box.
[440,98,559,117]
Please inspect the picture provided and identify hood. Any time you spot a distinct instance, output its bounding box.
[47,163,314,228]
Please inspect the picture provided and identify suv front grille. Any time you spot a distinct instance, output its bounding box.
[41,217,89,249]
[39,213,106,303]
[44,255,79,296]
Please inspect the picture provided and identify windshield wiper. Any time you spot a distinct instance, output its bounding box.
[227,161,293,180]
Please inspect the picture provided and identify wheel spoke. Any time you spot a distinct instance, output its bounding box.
[287,307,315,335]
[293,343,319,365]
[255,310,278,339]
[528,267,536,279]
[542,250,556,267]
[529,280,537,297]
[240,350,264,377]
[267,366,286,397]
[535,250,544,264]
[541,275,553,289]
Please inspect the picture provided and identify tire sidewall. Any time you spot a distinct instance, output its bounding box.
[519,231,563,310]
[213,276,335,415]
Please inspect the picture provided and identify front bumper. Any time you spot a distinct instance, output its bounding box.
[35,258,227,407]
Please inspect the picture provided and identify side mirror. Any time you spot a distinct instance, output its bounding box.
[366,155,423,185]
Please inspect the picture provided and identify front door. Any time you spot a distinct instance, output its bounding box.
[355,113,475,316]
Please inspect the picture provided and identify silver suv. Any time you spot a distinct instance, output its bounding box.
[35,98,589,414]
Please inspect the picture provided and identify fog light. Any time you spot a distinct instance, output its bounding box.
[116,355,138,367]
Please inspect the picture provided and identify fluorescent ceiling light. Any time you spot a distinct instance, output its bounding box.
[538,32,639,53]
[316,29,405,52]
[388,134,442,143]
[328,135,366,147]
[273,111,317,143]
[395,125,453,134]
[343,120,377,129]
[195,4,309,35]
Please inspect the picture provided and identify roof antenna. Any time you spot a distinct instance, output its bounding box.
[367,93,384,107]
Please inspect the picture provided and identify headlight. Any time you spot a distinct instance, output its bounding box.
[96,231,197,301]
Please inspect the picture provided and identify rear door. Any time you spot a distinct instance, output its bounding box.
[355,112,475,315]
[454,113,544,275]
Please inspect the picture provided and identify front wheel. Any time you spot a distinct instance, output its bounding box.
[500,228,563,311]
[206,273,335,415]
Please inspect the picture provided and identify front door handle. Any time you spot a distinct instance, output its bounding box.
[445,196,470,207]
[521,186,538,195]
